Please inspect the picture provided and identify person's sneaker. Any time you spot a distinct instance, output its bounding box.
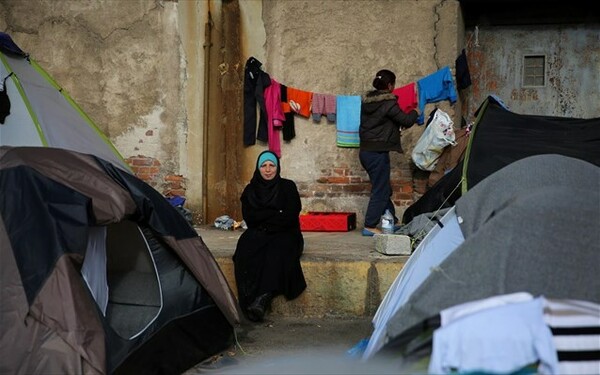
[362,228,381,236]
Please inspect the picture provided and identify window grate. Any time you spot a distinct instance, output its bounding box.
[523,55,545,87]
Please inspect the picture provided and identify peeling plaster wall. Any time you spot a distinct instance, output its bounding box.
[0,0,463,226]
[260,0,461,225]
[465,25,600,119]
[0,0,186,193]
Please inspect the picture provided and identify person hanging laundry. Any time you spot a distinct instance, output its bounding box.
[243,57,271,145]
[359,69,419,236]
[416,66,457,125]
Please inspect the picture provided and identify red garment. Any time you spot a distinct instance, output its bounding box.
[264,78,285,157]
[284,87,313,118]
[393,82,418,114]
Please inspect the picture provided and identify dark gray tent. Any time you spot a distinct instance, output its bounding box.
[366,154,600,360]
[0,146,240,375]
[402,96,600,224]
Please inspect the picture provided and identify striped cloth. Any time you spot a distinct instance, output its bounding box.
[336,95,361,148]
[545,298,600,375]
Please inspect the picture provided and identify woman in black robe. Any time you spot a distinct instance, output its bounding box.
[233,150,306,322]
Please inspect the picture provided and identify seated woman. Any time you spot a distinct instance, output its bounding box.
[233,150,307,322]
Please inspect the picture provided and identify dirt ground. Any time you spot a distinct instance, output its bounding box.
[182,316,402,374]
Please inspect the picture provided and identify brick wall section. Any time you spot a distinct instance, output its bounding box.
[124,155,186,197]
[126,156,426,208]
[298,163,427,209]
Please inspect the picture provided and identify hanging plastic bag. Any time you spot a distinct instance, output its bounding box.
[412,109,456,171]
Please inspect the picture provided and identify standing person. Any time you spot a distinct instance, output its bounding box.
[359,69,418,236]
[233,150,307,322]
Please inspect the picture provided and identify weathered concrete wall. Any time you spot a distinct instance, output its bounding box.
[0,0,188,194]
[465,25,600,120]
[260,0,461,225]
[0,0,462,227]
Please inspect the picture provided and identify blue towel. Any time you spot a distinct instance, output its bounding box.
[336,95,361,147]
[416,66,457,124]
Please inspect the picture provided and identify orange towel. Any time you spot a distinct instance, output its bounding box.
[285,87,313,118]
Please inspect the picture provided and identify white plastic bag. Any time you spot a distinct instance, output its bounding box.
[412,109,456,171]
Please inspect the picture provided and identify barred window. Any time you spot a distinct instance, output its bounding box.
[523,55,546,87]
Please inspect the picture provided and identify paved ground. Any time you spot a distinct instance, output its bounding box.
[183,226,410,374]
[184,316,382,374]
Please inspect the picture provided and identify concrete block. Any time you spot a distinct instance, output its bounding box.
[374,234,412,255]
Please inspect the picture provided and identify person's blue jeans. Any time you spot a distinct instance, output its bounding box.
[359,150,397,228]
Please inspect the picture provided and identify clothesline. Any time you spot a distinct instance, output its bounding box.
[244,53,470,157]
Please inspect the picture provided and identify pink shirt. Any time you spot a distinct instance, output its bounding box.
[263,78,285,157]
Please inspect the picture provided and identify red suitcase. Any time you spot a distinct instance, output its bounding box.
[299,212,357,232]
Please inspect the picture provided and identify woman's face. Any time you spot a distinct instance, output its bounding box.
[259,161,277,180]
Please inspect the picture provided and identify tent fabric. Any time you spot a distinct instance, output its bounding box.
[463,96,600,190]
[402,95,600,224]
[0,146,240,375]
[364,207,464,359]
[386,185,600,344]
[376,295,600,375]
[369,154,600,361]
[456,153,600,238]
[0,32,130,172]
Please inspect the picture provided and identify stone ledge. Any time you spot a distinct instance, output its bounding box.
[374,234,412,255]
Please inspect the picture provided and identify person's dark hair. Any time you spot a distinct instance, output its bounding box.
[372,69,396,90]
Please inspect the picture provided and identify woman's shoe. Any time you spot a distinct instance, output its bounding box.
[246,293,273,322]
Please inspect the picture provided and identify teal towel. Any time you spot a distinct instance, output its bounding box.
[336,95,361,148]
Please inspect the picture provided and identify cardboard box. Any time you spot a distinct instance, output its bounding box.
[299,212,356,232]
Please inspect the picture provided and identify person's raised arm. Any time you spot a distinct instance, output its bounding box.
[388,104,418,130]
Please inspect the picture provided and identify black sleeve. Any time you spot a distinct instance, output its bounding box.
[388,104,418,129]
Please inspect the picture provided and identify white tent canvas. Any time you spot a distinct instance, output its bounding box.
[363,206,465,359]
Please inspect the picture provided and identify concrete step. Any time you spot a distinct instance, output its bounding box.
[196,226,409,318]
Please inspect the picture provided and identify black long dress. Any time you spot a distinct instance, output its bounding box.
[233,177,306,312]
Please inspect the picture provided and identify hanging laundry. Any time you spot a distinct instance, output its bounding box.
[243,57,271,145]
[285,86,313,118]
[311,93,337,123]
[455,49,472,91]
[416,66,457,125]
[335,95,361,148]
[264,78,285,157]
[392,82,417,114]
[280,83,296,141]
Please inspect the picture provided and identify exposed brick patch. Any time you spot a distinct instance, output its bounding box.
[124,155,187,198]
[301,165,419,209]
[125,155,161,184]
[163,174,186,197]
